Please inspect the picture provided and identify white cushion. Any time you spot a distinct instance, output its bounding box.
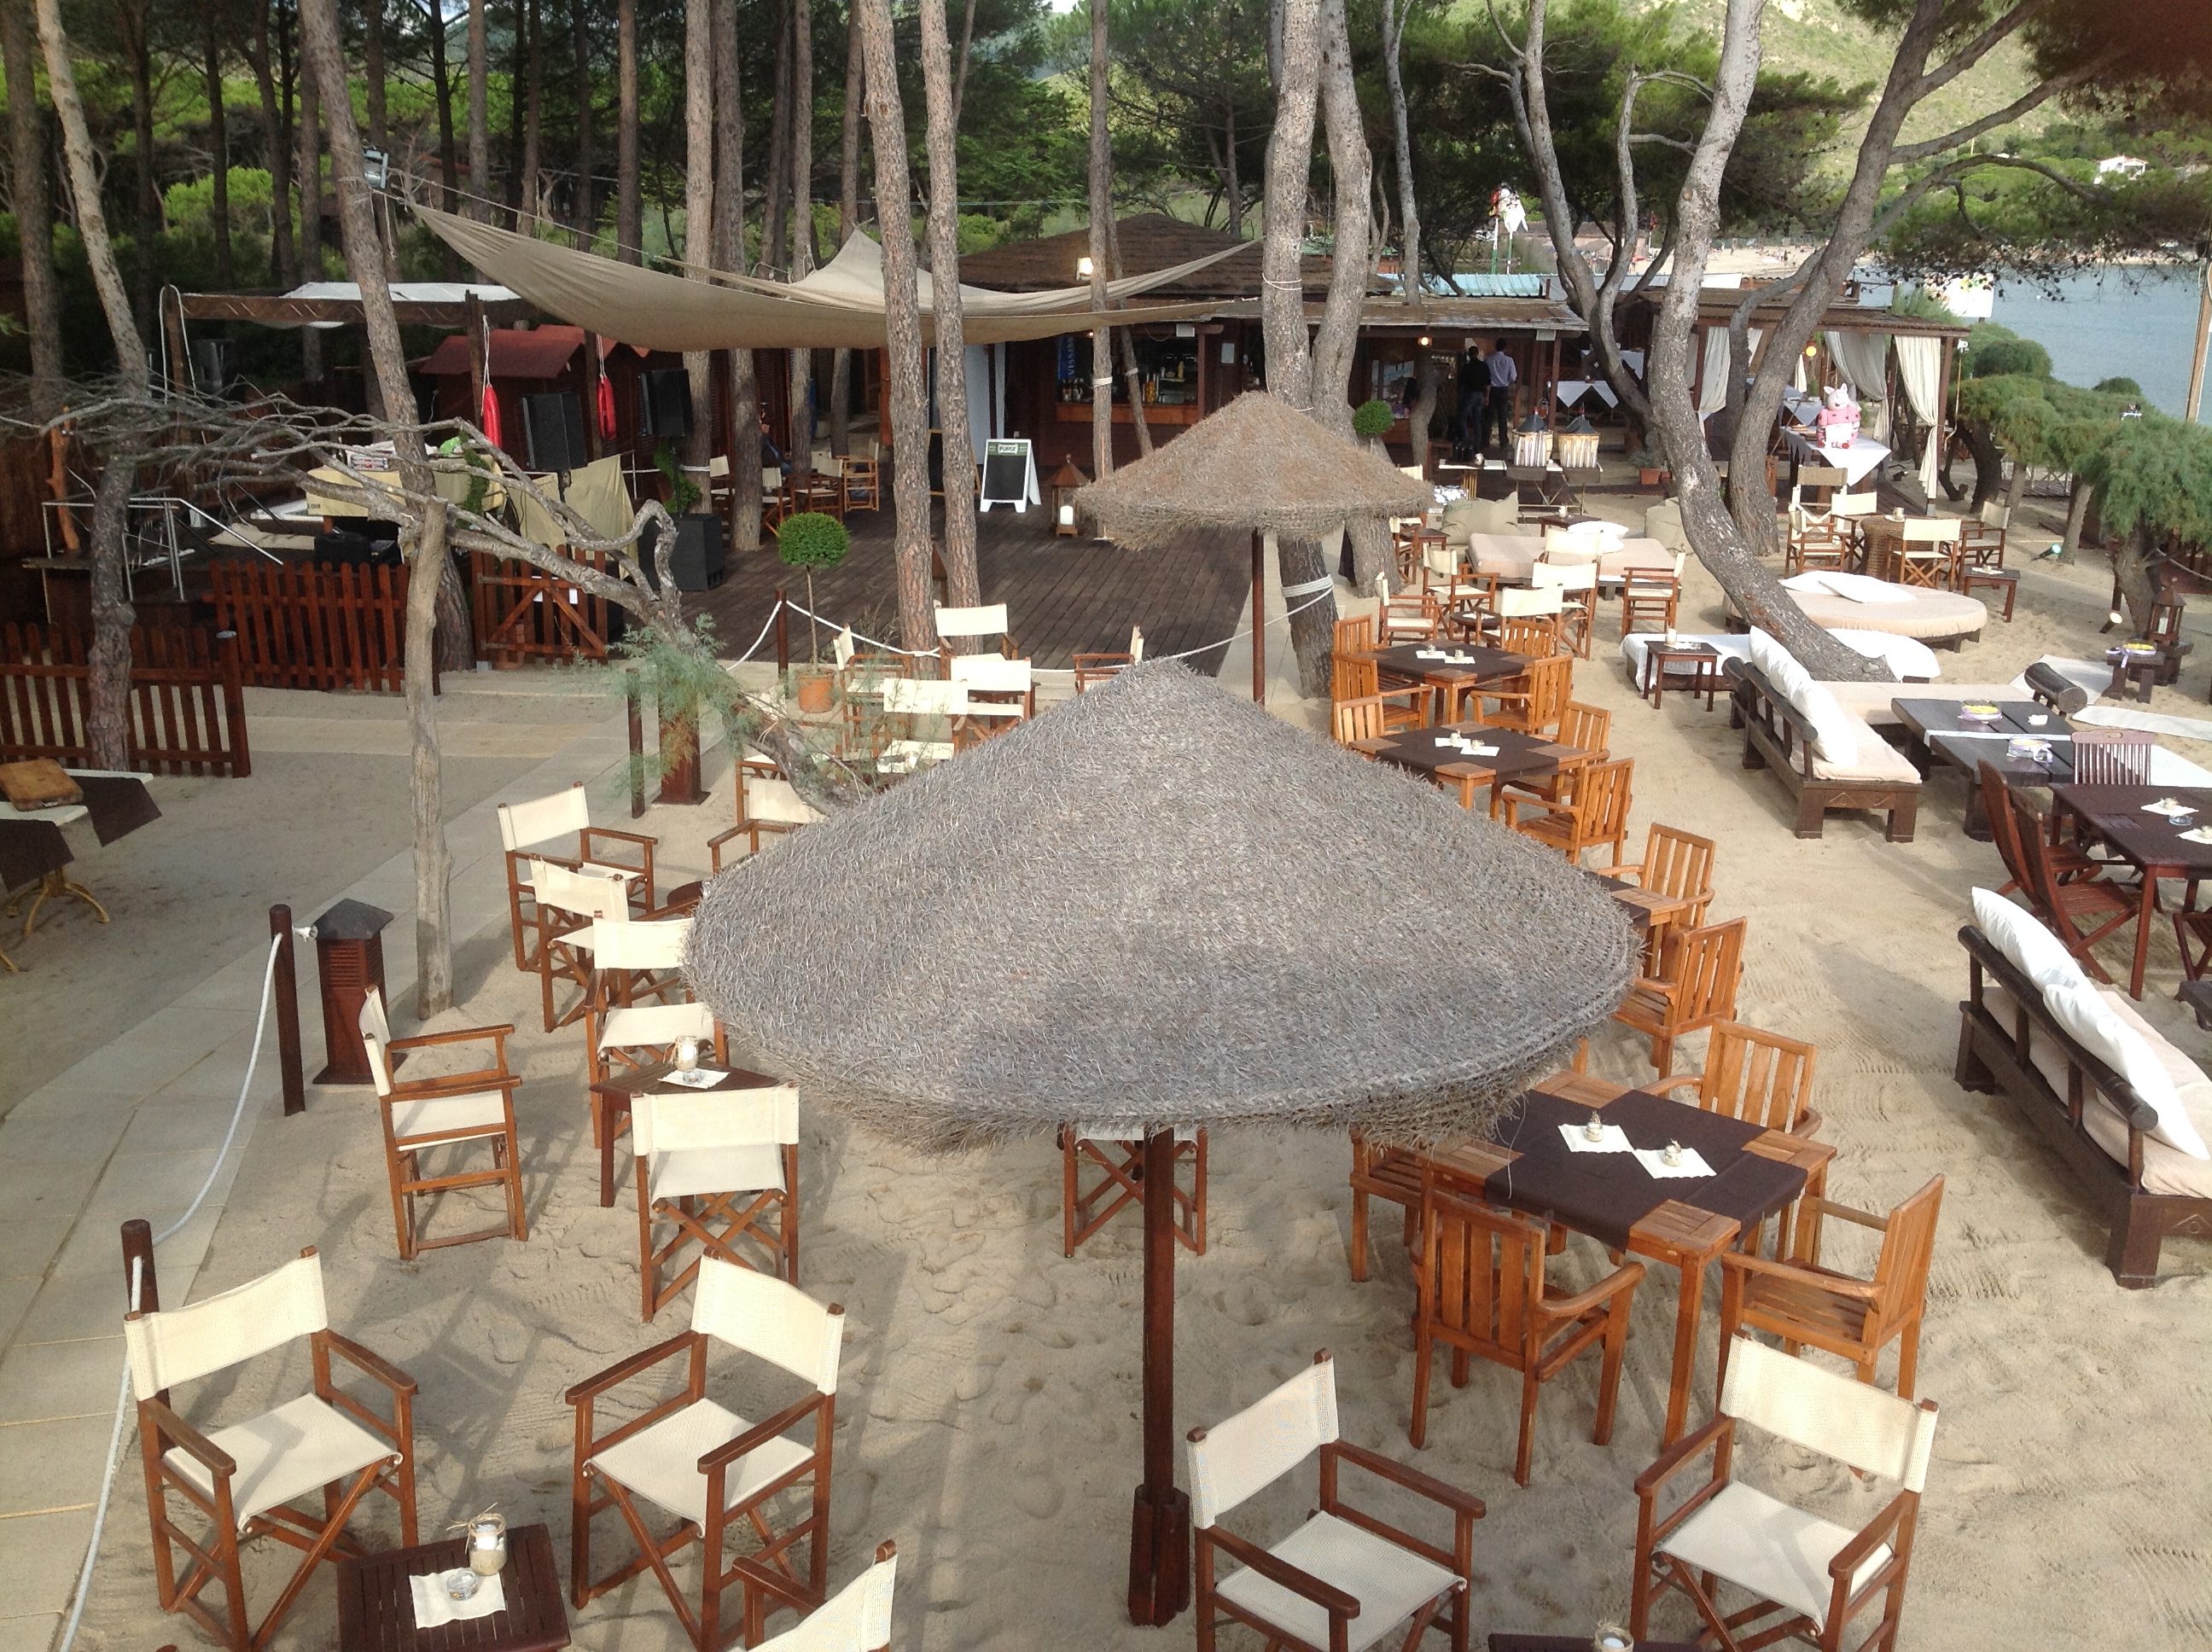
[1971,888,2090,994]
[1214,1511,1460,1652]
[388,1089,509,1143]
[589,1397,813,1527]
[1658,1481,1890,1629]
[648,1143,790,1201]
[2043,981,2211,1159]
[1792,681,1858,766]
[2101,990,2212,1160]
[1820,572,1917,605]
[166,1393,396,1527]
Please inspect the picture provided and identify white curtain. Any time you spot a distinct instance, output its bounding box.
[1824,329,1891,443]
[964,344,992,465]
[1895,335,1943,496]
[1696,328,1762,416]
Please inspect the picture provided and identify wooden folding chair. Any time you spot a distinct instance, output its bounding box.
[2009,791,2137,983]
[1614,916,1746,1071]
[1333,651,1426,731]
[1381,586,1444,645]
[710,759,824,873]
[1653,1021,1820,1136]
[1058,1126,1206,1256]
[750,1542,898,1650]
[635,1083,802,1318]
[360,987,527,1260]
[1619,568,1682,635]
[1333,614,1377,655]
[498,782,656,970]
[1959,499,2009,567]
[934,601,1016,660]
[1333,693,1393,747]
[1409,1171,1644,1485]
[2069,727,2153,785]
[126,1249,417,1652]
[1894,517,1962,589]
[1632,1339,1940,1652]
[1977,761,2104,899]
[533,859,635,1032]
[1608,822,1716,969]
[1470,653,1574,736]
[584,916,719,1203]
[1530,561,1598,657]
[570,1259,842,1651]
[1503,755,1633,865]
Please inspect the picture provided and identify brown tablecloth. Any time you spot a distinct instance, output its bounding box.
[1,772,160,893]
[0,817,70,893]
[1483,1088,1804,1251]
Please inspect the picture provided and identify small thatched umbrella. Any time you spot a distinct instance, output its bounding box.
[1073,393,1431,701]
[686,664,1637,1625]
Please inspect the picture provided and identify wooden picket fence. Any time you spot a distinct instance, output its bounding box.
[471,549,613,666]
[208,560,429,694]
[0,623,251,777]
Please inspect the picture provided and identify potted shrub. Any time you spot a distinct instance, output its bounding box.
[776,510,850,713]
[1628,446,1671,489]
[1352,398,1397,447]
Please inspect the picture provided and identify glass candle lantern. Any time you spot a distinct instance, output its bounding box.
[467,1511,508,1577]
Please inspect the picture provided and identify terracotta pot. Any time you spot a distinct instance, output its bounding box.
[1639,468,1669,488]
[793,666,835,714]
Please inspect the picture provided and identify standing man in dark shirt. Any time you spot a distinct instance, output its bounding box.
[1455,341,1487,460]
[1485,338,1519,455]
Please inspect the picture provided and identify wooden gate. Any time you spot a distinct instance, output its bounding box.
[0,623,250,777]
[208,560,425,693]
[471,549,613,666]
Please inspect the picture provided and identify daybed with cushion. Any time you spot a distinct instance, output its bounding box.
[1727,630,1920,841]
[1725,572,1987,647]
[1472,533,1676,585]
[1621,629,1943,689]
[1957,889,2212,1285]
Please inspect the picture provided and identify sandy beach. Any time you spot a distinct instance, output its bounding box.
[12,506,2212,1651]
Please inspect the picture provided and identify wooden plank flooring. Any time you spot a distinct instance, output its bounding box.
[690,502,1251,673]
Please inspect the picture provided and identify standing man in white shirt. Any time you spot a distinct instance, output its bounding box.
[1484,337,1519,455]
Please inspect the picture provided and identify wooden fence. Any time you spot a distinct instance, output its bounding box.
[472,549,613,666]
[0,623,250,777]
[208,560,429,694]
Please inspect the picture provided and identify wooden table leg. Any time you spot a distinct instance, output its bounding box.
[2131,872,2159,999]
[598,1093,629,1207]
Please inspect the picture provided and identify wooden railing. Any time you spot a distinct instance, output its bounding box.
[471,549,613,666]
[207,560,428,694]
[0,623,250,777]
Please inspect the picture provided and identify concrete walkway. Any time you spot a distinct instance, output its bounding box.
[0,705,635,1652]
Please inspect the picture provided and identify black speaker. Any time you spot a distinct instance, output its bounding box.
[522,393,588,474]
[637,369,695,439]
[190,338,238,397]
[643,515,726,592]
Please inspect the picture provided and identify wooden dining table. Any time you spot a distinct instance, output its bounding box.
[1365,642,1529,724]
[1351,723,1577,812]
[2049,782,2212,998]
[1892,697,2074,838]
[1371,1071,1833,1448]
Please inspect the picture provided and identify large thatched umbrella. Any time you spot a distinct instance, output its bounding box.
[686,663,1637,1625]
[1073,392,1431,701]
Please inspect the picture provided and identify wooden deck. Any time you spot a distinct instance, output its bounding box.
[690,501,1251,672]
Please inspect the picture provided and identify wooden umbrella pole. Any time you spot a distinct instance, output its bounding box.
[1126,1126,1190,1626]
[1250,527,1266,705]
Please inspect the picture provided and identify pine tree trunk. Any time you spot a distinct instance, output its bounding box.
[952,0,976,129]
[713,0,761,552]
[765,0,792,276]
[1308,0,1367,433]
[1086,0,1111,480]
[467,0,491,219]
[830,11,861,456]
[1108,218,1153,457]
[919,0,978,606]
[297,55,323,381]
[365,0,387,148]
[35,0,147,768]
[205,13,233,287]
[682,0,715,514]
[2062,475,2092,563]
[521,0,542,230]
[1382,0,1418,300]
[617,0,639,260]
[425,0,458,270]
[124,0,157,340]
[3,0,63,412]
[856,0,936,656]
[1406,348,1438,477]
[789,0,815,453]
[1222,97,1242,236]
[570,0,593,240]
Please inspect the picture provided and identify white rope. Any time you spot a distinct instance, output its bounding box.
[720,598,787,666]
[56,930,286,1652]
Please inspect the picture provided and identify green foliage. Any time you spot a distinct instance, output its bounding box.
[2093,377,2145,401]
[776,511,851,571]
[1963,321,2052,381]
[1351,398,1395,439]
[654,439,701,515]
[1888,285,1963,323]
[2096,419,2212,545]
[606,615,761,793]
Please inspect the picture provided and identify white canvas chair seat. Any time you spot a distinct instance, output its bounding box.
[166,1394,398,1528]
[650,1142,791,1202]
[388,1088,511,1142]
[1215,1511,1461,1652]
[588,1397,817,1529]
[518,859,639,890]
[948,654,1032,695]
[1658,1483,1890,1628]
[882,678,967,716]
[601,1001,715,1050]
[934,602,1010,646]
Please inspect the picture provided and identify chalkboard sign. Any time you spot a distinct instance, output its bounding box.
[979,439,1039,513]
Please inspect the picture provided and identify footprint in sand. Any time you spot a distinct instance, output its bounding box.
[1009,1456,1064,1519]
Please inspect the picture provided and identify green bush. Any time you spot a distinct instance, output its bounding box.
[777,511,851,570]
[1352,398,1395,439]
[2093,376,2146,401]
[1965,325,2053,381]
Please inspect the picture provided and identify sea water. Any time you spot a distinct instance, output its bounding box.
[1988,266,2207,414]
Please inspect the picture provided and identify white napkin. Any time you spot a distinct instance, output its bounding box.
[1434,736,1462,748]
[661,1067,732,1090]
[1560,1123,1632,1154]
[2143,798,2192,817]
[410,1571,506,1630]
[1464,743,1499,757]
[1633,1147,1714,1179]
[1414,648,1447,660]
[1445,653,1476,665]
[2180,827,2212,845]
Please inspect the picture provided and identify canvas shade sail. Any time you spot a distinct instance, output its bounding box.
[417,205,1242,353]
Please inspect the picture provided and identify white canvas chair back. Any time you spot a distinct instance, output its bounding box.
[747,768,824,826]
[1901,517,1961,544]
[882,678,967,716]
[1832,491,1877,518]
[587,916,689,971]
[1531,561,1597,594]
[692,1254,843,1393]
[1187,1355,1341,1529]
[1129,626,1144,661]
[762,466,784,492]
[634,1085,800,1156]
[934,602,1009,642]
[949,654,1033,694]
[1422,540,1458,579]
[1497,585,1564,619]
[599,1000,714,1046]
[499,784,589,852]
[1978,500,2010,528]
[125,1253,328,1396]
[832,627,855,669]
[358,987,402,1096]
[1720,1336,1939,1492]
[533,860,631,922]
[755,1550,898,1652]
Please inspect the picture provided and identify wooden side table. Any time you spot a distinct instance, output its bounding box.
[1959,566,2019,621]
[588,1061,780,1206]
[1639,641,1721,711]
[2104,645,2164,702]
[336,1522,569,1652]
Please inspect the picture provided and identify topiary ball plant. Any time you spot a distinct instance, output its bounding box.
[1352,398,1396,440]
[776,511,851,665]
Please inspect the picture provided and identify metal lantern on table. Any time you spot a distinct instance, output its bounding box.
[1513,412,1553,468]
[1556,415,1600,471]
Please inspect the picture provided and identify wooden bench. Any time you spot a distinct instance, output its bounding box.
[1726,660,1920,841]
[1954,923,2212,1287]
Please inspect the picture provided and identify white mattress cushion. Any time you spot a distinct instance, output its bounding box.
[1791,681,1859,766]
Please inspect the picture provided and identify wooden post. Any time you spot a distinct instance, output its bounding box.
[465,290,489,427]
[626,674,645,818]
[1126,1127,1191,1626]
[2186,255,2211,425]
[271,905,304,1115]
[120,1217,158,1315]
[583,329,604,461]
[1250,529,1265,706]
[216,631,251,778]
[775,586,790,673]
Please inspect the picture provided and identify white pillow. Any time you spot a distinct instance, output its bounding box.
[2044,980,2212,1160]
[1819,571,1917,605]
[1970,887,2089,994]
[1745,627,1781,681]
[1780,572,1835,595]
[1771,650,1816,710]
[1791,680,1859,765]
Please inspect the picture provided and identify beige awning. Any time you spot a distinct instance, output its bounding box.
[416,205,1244,353]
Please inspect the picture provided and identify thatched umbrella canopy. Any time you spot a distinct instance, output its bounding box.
[1071,391,1430,550]
[686,663,1637,1624]
[1070,394,1432,702]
